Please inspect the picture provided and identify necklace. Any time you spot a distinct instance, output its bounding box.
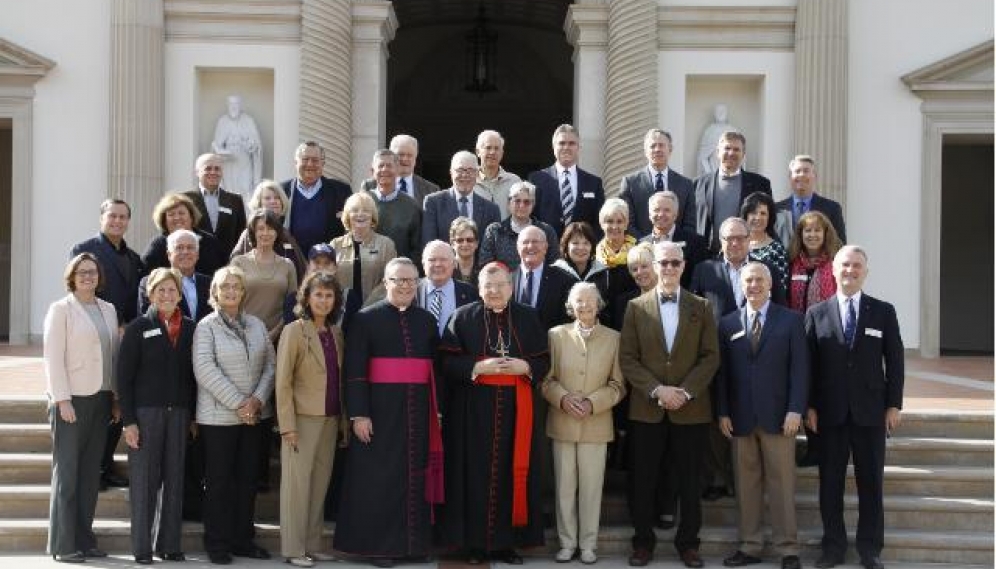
[576,321,596,338]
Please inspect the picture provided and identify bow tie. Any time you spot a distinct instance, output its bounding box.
[659,293,677,304]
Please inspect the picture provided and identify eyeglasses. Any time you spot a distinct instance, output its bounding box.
[453,167,478,176]
[721,234,748,242]
[656,259,683,268]
[510,199,534,205]
[452,237,477,244]
[219,283,243,291]
[75,269,99,277]
[387,277,418,286]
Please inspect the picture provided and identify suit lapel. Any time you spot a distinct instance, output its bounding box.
[827,297,846,346]
[96,237,127,282]
[851,296,872,350]
[669,292,695,356]
[301,320,328,372]
[640,291,667,353]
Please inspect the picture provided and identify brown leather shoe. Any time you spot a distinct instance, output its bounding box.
[628,548,652,567]
[680,549,705,568]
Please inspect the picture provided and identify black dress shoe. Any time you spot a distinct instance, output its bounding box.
[492,550,524,565]
[232,544,271,559]
[370,558,395,568]
[860,556,884,569]
[628,547,652,567]
[135,554,154,565]
[782,555,801,569]
[53,552,86,563]
[680,549,705,569]
[156,551,186,561]
[84,548,108,558]
[466,549,486,565]
[101,472,129,488]
[208,551,232,565]
[723,550,763,566]
[814,553,844,569]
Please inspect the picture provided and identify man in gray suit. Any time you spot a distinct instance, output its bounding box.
[422,151,501,249]
[775,155,847,243]
[620,129,696,238]
[361,134,441,207]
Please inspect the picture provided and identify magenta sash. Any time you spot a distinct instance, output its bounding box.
[368,357,444,510]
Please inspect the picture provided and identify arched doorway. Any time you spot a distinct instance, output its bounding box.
[386,0,574,186]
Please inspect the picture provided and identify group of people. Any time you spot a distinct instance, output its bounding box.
[42,124,903,569]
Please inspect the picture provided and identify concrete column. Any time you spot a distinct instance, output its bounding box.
[108,0,165,247]
[350,1,397,186]
[300,0,354,182]
[603,0,658,197]
[794,0,848,207]
[564,1,609,179]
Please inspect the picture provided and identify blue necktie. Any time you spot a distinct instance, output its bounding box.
[655,172,664,191]
[523,270,534,306]
[399,178,409,197]
[459,196,469,218]
[844,298,856,346]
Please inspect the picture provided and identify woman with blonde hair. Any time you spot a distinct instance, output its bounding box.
[330,191,396,305]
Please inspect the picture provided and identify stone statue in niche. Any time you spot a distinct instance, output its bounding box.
[696,103,739,177]
[212,95,262,202]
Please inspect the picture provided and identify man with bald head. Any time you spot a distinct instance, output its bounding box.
[422,150,501,249]
[512,225,577,331]
[361,134,441,206]
[185,153,247,255]
[417,240,476,337]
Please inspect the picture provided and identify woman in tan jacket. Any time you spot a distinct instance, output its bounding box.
[275,271,346,567]
[330,192,395,305]
[542,282,626,565]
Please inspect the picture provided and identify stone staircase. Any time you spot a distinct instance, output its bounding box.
[0,395,991,565]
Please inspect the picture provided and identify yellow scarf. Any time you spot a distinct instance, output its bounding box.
[596,235,636,268]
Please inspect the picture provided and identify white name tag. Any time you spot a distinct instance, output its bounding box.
[730,330,746,341]
[283,243,294,250]
[218,206,232,215]
[143,328,162,339]
[865,328,882,338]
[792,274,809,282]
[582,192,595,198]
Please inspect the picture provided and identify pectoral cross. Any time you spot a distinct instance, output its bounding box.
[491,328,510,358]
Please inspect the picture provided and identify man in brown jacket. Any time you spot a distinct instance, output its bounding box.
[620,241,719,569]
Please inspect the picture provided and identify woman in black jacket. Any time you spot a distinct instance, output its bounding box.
[117,268,197,564]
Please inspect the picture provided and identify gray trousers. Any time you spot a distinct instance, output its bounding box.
[128,406,190,556]
[48,391,111,556]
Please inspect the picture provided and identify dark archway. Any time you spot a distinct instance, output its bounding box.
[387,0,574,186]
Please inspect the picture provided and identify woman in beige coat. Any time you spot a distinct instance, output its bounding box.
[542,282,626,565]
[275,272,346,567]
[330,192,395,305]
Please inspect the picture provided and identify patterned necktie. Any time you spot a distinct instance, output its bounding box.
[655,172,665,191]
[795,200,806,225]
[459,196,469,217]
[750,312,762,353]
[844,297,856,346]
[429,288,442,321]
[561,170,574,225]
[522,270,534,306]
[399,178,409,198]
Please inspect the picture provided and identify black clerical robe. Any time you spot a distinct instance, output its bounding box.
[438,301,550,551]
[333,301,440,559]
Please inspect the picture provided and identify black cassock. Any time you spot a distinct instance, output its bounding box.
[333,301,439,559]
[438,301,550,551]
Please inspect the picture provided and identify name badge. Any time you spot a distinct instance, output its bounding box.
[792,274,809,282]
[218,206,232,215]
[582,192,595,198]
[143,328,162,339]
[865,328,882,338]
[730,330,746,341]
[368,250,379,255]
[282,243,294,250]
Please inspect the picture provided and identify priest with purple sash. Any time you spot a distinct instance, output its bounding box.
[333,258,442,568]
[438,262,550,565]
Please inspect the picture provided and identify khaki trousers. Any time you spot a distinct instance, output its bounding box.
[280,415,339,558]
[731,427,798,557]
[552,440,608,551]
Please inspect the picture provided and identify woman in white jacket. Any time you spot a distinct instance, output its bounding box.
[44,253,120,563]
[193,265,276,565]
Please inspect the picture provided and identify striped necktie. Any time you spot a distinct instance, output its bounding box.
[655,172,665,191]
[429,288,442,321]
[844,298,856,346]
[560,170,574,225]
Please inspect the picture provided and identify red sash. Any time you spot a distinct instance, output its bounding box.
[476,372,533,527]
[367,358,444,509]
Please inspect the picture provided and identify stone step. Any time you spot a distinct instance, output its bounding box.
[898,410,994,439]
[0,520,990,564]
[0,397,48,424]
[0,424,130,454]
[795,464,994,498]
[0,453,129,485]
[886,437,993,466]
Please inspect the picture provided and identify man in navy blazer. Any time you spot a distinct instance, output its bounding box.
[417,240,477,337]
[620,129,696,238]
[511,226,577,331]
[529,124,605,237]
[776,155,847,242]
[804,245,903,569]
[638,191,707,289]
[280,141,352,253]
[137,230,211,323]
[422,150,501,249]
[184,153,248,256]
[716,262,807,569]
[693,131,771,253]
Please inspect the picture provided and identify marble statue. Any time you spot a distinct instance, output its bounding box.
[696,103,738,177]
[212,95,262,202]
